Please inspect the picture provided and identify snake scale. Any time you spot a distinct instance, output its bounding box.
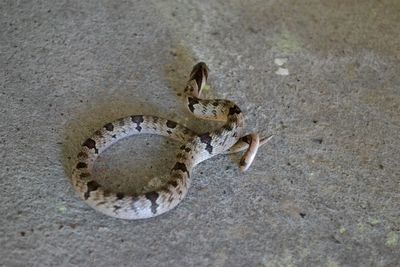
[71,62,271,219]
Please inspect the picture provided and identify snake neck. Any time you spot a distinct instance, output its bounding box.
[181,96,245,166]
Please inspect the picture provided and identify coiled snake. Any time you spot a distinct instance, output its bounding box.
[71,62,271,219]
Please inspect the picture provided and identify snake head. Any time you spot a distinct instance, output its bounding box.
[189,62,209,98]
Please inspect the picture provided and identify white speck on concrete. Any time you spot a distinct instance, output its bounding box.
[275,67,289,75]
[274,58,288,66]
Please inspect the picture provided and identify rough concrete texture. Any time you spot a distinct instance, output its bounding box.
[1,0,399,266]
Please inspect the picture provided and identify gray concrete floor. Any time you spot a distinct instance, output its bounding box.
[1,0,399,266]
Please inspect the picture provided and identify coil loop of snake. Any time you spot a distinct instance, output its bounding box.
[71,62,272,219]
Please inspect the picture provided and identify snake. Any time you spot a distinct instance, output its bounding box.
[71,62,271,219]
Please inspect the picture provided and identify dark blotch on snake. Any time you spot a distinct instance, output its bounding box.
[187,97,199,112]
[145,192,159,214]
[84,180,100,200]
[76,162,87,169]
[166,120,177,128]
[167,130,172,135]
[83,138,98,153]
[224,123,234,131]
[172,162,190,177]
[228,105,241,115]
[131,115,144,132]
[104,123,114,131]
[131,115,144,124]
[111,134,117,139]
[77,151,88,159]
[199,133,213,154]
[184,85,193,94]
[116,192,124,200]
[176,152,187,161]
[169,180,178,187]
[79,173,91,178]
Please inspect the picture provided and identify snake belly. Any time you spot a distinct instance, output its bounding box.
[71,62,251,220]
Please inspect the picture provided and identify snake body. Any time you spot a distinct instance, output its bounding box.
[71,62,269,219]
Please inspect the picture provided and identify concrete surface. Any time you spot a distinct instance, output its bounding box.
[1,0,399,266]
